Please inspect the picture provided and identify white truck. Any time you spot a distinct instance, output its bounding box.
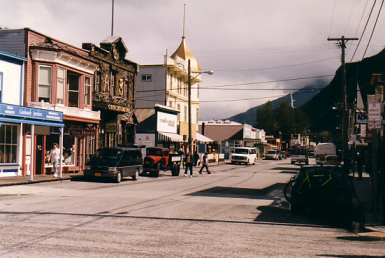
[315,143,337,165]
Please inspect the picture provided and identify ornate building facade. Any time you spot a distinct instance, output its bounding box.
[82,37,138,148]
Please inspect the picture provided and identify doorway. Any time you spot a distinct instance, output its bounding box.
[35,135,45,175]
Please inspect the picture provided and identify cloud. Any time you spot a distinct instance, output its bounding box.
[1,0,384,119]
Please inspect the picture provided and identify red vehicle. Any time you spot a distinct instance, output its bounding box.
[142,147,182,177]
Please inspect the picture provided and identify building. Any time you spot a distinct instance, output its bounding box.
[135,36,201,150]
[82,37,138,148]
[0,50,64,177]
[199,120,263,158]
[0,28,100,175]
[135,104,182,154]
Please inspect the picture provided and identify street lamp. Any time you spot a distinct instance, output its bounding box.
[187,59,213,176]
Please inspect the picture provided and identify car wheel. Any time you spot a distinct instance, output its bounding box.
[133,168,140,180]
[114,171,122,183]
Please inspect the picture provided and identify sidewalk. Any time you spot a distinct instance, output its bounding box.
[0,173,82,187]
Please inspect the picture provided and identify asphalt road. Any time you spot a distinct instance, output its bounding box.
[0,160,383,257]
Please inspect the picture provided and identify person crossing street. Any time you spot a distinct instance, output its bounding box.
[199,152,211,174]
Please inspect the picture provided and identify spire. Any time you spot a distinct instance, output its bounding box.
[182,3,186,39]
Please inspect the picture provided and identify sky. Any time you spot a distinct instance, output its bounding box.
[1,0,385,120]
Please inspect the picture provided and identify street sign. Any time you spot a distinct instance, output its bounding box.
[367,95,382,130]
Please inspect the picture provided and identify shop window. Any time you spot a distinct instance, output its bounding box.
[0,72,3,102]
[110,71,116,96]
[45,134,76,167]
[56,67,65,104]
[0,124,18,164]
[38,66,52,102]
[94,71,101,93]
[67,71,80,107]
[84,76,91,105]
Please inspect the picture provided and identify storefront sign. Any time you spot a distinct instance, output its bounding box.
[107,104,130,113]
[157,111,177,134]
[367,95,382,130]
[0,103,63,122]
[135,133,155,147]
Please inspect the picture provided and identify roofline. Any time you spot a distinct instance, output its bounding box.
[1,27,91,55]
[0,50,26,62]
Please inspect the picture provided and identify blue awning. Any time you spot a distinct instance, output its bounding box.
[0,116,64,127]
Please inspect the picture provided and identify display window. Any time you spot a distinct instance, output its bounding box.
[45,134,77,167]
[0,124,18,164]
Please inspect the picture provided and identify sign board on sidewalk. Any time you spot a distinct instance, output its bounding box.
[367,95,382,130]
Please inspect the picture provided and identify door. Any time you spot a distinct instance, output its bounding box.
[35,135,44,175]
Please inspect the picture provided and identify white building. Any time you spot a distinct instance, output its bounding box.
[0,51,25,176]
[136,37,201,147]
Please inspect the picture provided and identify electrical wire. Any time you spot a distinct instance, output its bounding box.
[354,0,371,36]
[350,0,378,61]
[362,0,385,58]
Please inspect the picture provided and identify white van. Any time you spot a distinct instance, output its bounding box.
[315,143,337,165]
[230,147,257,165]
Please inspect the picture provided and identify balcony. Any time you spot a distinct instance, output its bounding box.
[29,102,100,123]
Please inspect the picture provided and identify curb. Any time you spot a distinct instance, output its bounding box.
[0,177,72,187]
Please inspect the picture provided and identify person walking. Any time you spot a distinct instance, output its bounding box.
[193,151,199,167]
[184,153,193,177]
[50,143,60,177]
[199,152,211,174]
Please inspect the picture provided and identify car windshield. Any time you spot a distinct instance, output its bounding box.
[233,149,249,154]
[91,149,123,166]
[146,148,163,156]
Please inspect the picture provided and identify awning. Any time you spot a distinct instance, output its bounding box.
[0,117,64,127]
[158,132,183,142]
[196,132,213,143]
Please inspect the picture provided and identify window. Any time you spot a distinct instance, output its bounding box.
[177,104,181,120]
[56,67,65,104]
[110,71,115,96]
[38,66,52,102]
[196,108,199,124]
[177,79,182,94]
[0,72,3,102]
[84,77,91,105]
[169,74,173,90]
[141,74,152,82]
[0,124,18,164]
[168,101,173,108]
[67,71,80,107]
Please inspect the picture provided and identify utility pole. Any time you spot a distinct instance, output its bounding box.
[187,59,192,176]
[327,36,358,165]
[111,0,115,36]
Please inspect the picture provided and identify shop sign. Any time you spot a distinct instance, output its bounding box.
[157,111,177,134]
[107,104,130,113]
[367,95,382,130]
[0,103,63,122]
[135,133,155,147]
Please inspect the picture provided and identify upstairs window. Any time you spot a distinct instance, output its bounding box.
[84,77,92,105]
[38,66,52,102]
[141,74,152,82]
[56,67,65,105]
[67,71,80,107]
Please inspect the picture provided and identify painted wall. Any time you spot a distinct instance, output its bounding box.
[135,66,166,108]
[0,59,22,105]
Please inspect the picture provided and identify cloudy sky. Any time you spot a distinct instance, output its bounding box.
[1,0,385,119]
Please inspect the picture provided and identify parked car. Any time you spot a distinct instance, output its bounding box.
[84,147,143,183]
[264,150,280,160]
[315,143,337,165]
[142,147,182,177]
[284,165,364,227]
[290,148,309,165]
[230,147,257,165]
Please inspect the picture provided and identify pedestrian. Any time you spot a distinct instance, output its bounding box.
[199,152,211,174]
[184,153,193,177]
[178,148,185,169]
[193,151,199,167]
[50,143,60,177]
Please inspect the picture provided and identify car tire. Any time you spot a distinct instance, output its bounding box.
[114,171,122,183]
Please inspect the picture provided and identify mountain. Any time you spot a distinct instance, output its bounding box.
[228,80,328,126]
[301,48,385,133]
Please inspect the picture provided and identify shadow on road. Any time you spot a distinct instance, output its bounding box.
[188,184,285,200]
[270,166,299,171]
[70,175,136,183]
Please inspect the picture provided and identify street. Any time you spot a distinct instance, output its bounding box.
[0,160,383,257]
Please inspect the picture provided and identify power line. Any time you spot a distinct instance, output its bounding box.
[354,0,371,36]
[362,0,385,58]
[135,74,333,93]
[350,0,378,61]
[209,57,338,72]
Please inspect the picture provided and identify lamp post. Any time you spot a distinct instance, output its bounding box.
[187,59,213,176]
